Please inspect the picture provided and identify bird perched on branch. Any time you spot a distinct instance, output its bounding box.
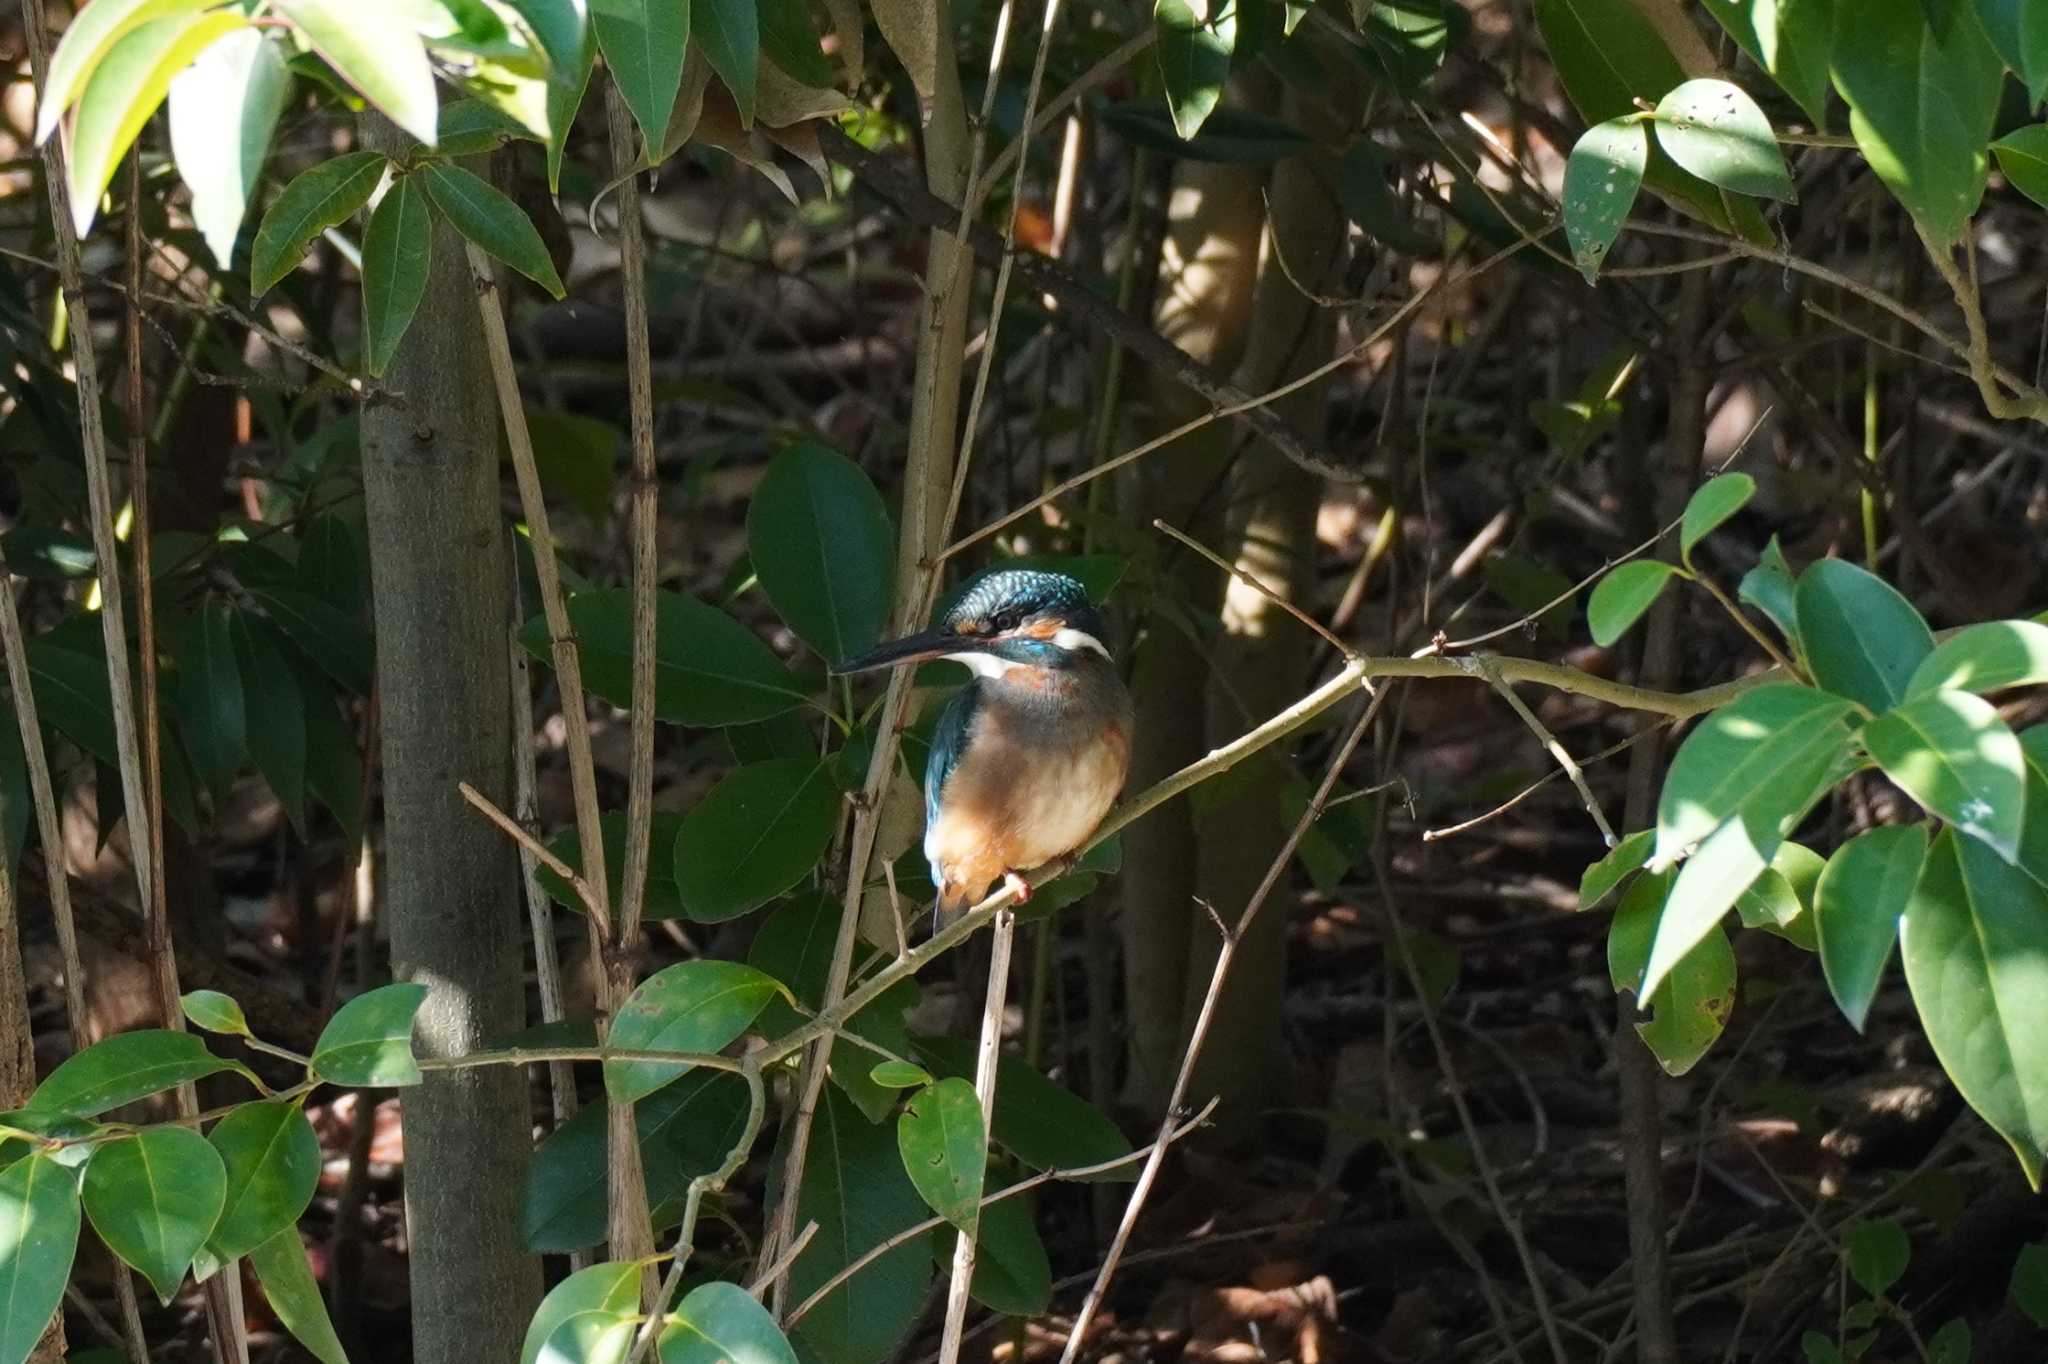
[836,569,1133,920]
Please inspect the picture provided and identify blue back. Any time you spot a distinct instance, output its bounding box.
[924,682,981,885]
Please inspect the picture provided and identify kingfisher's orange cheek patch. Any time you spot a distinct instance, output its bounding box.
[1021,618,1062,640]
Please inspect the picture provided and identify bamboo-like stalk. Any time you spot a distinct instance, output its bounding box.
[935,909,1015,1364]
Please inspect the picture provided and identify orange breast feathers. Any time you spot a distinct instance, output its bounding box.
[926,713,1130,912]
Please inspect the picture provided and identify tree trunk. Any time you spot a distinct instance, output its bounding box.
[357,122,541,1364]
[1119,151,1264,1113]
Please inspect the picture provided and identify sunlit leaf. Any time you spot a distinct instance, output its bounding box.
[1907,618,2048,697]
[897,1077,985,1232]
[276,0,439,145]
[1864,690,2026,862]
[83,1126,226,1302]
[595,0,690,147]
[205,1099,321,1261]
[1679,472,1757,557]
[249,1227,350,1364]
[604,960,781,1103]
[1587,561,1678,646]
[169,28,291,267]
[1609,869,1736,1076]
[1699,0,1834,125]
[1794,559,1935,712]
[522,1261,642,1364]
[35,0,215,143]
[30,1030,251,1116]
[1651,79,1794,201]
[311,981,429,1086]
[0,1153,81,1364]
[180,989,250,1037]
[659,1280,798,1364]
[1154,0,1235,140]
[1561,116,1647,282]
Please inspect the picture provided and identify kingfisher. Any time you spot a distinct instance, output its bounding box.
[836,569,1133,918]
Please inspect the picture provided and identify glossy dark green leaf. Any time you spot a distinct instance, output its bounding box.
[180,989,251,1037]
[746,444,895,665]
[1832,0,2003,245]
[1845,1218,1910,1296]
[418,163,565,297]
[520,589,807,726]
[1908,618,2048,697]
[870,1061,932,1089]
[759,0,833,85]
[274,0,437,145]
[177,600,245,804]
[299,668,364,845]
[0,1153,81,1364]
[1735,865,1814,949]
[595,0,690,148]
[1580,828,1653,909]
[1928,1317,1972,1364]
[1794,559,1935,712]
[24,639,117,769]
[1993,124,2048,206]
[205,1099,320,1261]
[538,811,688,920]
[604,960,781,1103]
[524,408,619,521]
[30,1030,250,1116]
[1978,0,2048,102]
[83,1126,226,1302]
[789,1086,934,1364]
[249,1227,349,1364]
[914,1037,1131,1173]
[435,96,533,155]
[1699,0,1834,125]
[231,614,307,833]
[1903,829,2048,1186]
[674,759,839,921]
[694,0,759,124]
[523,1071,753,1252]
[1608,869,1736,1076]
[360,176,432,378]
[1587,561,1678,646]
[1337,140,1436,254]
[168,28,292,267]
[311,981,429,1086]
[65,11,248,238]
[897,1077,985,1232]
[2011,1240,2048,1326]
[249,585,373,696]
[659,1280,798,1364]
[1651,79,1794,201]
[959,1184,1051,1316]
[1095,102,1310,163]
[250,150,385,295]
[522,1261,642,1364]
[1679,472,1757,557]
[1865,690,2026,862]
[1155,0,1236,140]
[1739,535,1799,645]
[1815,825,1925,1032]
[1561,117,1647,282]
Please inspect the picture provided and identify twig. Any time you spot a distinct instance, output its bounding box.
[1474,659,1617,847]
[979,27,1153,192]
[457,782,599,914]
[748,1222,819,1299]
[1914,220,2048,422]
[1153,519,1352,655]
[936,908,1016,1364]
[1423,725,1665,842]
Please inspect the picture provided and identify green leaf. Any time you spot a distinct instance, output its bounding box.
[83,1126,227,1302]
[897,1077,986,1232]
[521,589,808,726]
[1739,535,1799,644]
[1815,825,1925,1032]
[249,585,374,696]
[1580,828,1653,909]
[1908,618,2048,697]
[1095,102,1309,163]
[177,600,246,805]
[523,1072,752,1252]
[1587,561,1678,646]
[1337,140,1437,254]
[914,1037,1132,1173]
[746,443,896,665]
[870,1061,933,1089]
[66,11,249,238]
[1832,1,2003,245]
[250,151,386,295]
[1928,1317,1972,1364]
[30,1030,250,1116]
[539,811,688,919]
[1976,0,2048,103]
[1794,559,1935,712]
[659,1280,799,1364]
[541,1312,638,1364]
[1652,79,1795,201]
[205,1099,321,1261]
[1680,472,1758,557]
[522,1262,642,1364]
[231,614,308,833]
[274,0,438,145]
[360,175,432,378]
[311,981,429,1086]
[1155,0,1236,140]
[435,96,533,155]
[694,0,759,125]
[2011,1240,2048,1327]
[604,960,781,1103]
[1734,867,1811,948]
[1699,0,1834,125]
[1608,869,1736,1076]
[959,1184,1051,1316]
[1865,690,2026,862]
[181,989,251,1037]
[1904,829,2048,1185]
[0,1153,80,1363]
[788,1086,934,1364]
[418,163,565,297]
[674,759,840,922]
[168,28,292,268]
[524,408,619,520]
[1845,1218,1910,1297]
[299,670,363,845]
[1561,117,1647,283]
[249,1226,350,1364]
[34,0,216,144]
[759,0,832,84]
[595,0,690,148]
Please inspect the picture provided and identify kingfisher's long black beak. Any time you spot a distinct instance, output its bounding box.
[834,629,970,676]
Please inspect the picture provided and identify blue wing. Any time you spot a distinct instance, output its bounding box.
[924,683,981,883]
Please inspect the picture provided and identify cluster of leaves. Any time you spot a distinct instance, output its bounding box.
[1581,473,2048,1188]
[0,983,427,1364]
[1554,0,2048,281]
[1801,1216,1975,1364]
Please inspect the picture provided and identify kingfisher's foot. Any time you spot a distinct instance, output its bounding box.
[1003,871,1032,904]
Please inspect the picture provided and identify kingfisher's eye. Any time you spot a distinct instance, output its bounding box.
[990,611,1019,633]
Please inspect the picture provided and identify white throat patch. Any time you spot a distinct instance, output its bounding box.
[945,651,1021,679]
[1050,628,1111,659]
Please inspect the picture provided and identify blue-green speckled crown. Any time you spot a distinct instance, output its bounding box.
[943,570,1105,640]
